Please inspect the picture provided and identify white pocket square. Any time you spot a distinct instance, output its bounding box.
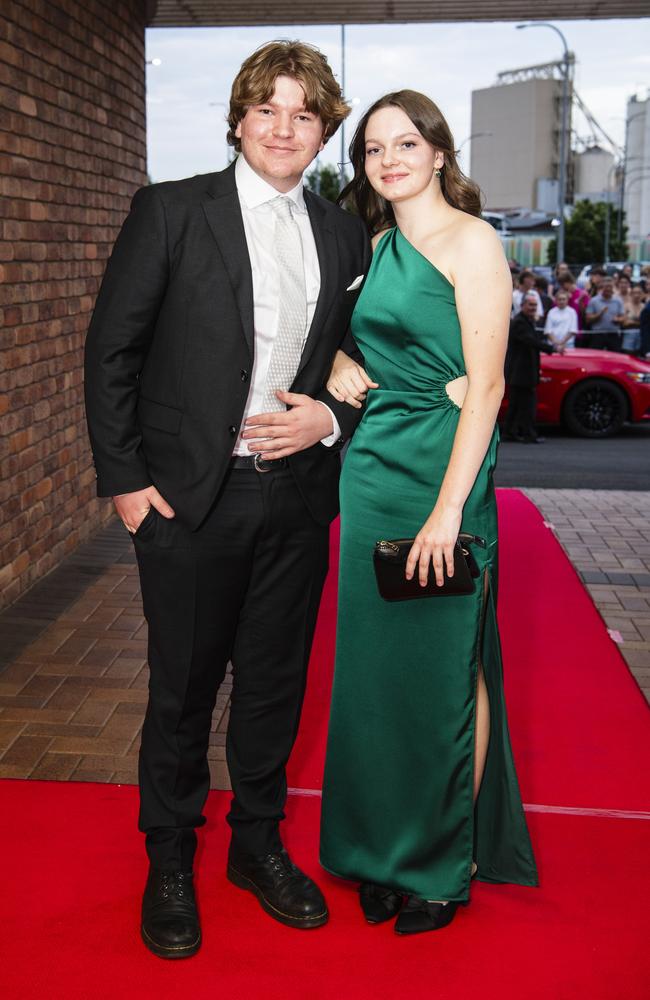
[346,274,364,292]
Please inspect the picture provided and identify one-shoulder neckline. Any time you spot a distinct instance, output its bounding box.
[393,227,455,291]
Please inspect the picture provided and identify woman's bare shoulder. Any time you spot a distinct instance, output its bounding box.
[449,212,500,247]
[371,228,393,250]
[447,214,509,286]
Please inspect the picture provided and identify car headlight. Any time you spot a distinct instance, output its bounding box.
[625,372,650,384]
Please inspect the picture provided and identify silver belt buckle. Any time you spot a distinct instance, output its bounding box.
[254,453,271,473]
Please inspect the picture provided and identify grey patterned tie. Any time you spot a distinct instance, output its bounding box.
[261,196,308,412]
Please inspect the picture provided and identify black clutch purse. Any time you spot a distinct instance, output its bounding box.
[373,532,486,601]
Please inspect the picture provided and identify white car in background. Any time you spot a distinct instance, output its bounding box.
[576,261,649,288]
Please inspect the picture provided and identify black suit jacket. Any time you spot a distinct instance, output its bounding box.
[84,162,371,529]
[505,313,554,388]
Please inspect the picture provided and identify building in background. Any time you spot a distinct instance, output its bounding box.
[624,95,650,243]
[573,145,617,204]
[470,60,573,213]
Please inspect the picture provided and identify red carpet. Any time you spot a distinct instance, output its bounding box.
[3,489,650,998]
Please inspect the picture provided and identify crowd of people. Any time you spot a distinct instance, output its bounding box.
[503,261,650,444]
[509,261,650,357]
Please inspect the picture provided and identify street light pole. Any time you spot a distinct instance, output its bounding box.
[458,131,493,162]
[516,22,571,264]
[604,161,620,264]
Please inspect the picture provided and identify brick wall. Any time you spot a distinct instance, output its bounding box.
[0,0,147,609]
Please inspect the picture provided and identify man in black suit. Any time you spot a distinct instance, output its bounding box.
[84,41,370,958]
[503,292,554,443]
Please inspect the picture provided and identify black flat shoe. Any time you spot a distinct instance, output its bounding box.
[227,847,328,929]
[141,868,201,959]
[394,896,461,935]
[359,882,404,924]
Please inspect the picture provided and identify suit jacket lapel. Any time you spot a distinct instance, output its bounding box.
[296,190,338,378]
[202,165,255,358]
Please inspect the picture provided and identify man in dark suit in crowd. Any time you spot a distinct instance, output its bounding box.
[640,298,650,358]
[503,292,554,443]
[84,41,370,958]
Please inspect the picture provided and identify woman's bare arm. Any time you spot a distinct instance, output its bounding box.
[405,220,511,586]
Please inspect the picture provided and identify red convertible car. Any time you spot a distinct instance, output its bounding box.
[499,348,650,437]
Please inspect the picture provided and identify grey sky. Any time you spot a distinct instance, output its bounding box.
[145,19,649,183]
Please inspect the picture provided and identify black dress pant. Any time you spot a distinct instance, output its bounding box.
[132,465,329,871]
[504,385,537,440]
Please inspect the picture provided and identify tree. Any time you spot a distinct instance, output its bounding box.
[305,163,348,203]
[546,200,628,265]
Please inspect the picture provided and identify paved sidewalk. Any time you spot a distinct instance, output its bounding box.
[525,489,650,703]
[0,489,648,785]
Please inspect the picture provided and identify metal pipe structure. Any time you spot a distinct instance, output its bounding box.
[604,161,620,264]
[516,22,571,264]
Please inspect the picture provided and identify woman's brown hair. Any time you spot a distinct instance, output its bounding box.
[339,90,483,233]
[227,40,350,151]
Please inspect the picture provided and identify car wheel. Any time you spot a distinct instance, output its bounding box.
[562,379,628,438]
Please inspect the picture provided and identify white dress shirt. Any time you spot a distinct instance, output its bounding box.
[233,154,340,455]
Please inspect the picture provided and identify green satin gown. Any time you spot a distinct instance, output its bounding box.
[320,227,538,901]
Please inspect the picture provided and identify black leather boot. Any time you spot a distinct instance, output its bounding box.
[227,847,328,929]
[141,868,201,959]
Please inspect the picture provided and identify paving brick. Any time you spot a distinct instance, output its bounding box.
[86,687,148,704]
[619,597,650,612]
[129,667,149,690]
[209,760,232,790]
[30,753,83,781]
[72,753,123,774]
[0,733,52,769]
[114,702,146,716]
[0,660,39,690]
[71,765,116,783]
[100,713,142,743]
[49,736,131,756]
[0,719,27,752]
[25,722,101,739]
[0,707,74,725]
[623,649,650,668]
[78,643,120,669]
[103,657,144,682]
[0,695,46,709]
[0,764,35,779]
[112,769,139,785]
[70,699,116,727]
[45,683,91,712]
[37,660,113,678]
[17,674,64,702]
[580,571,608,584]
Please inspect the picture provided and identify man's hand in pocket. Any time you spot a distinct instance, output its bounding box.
[113,486,175,534]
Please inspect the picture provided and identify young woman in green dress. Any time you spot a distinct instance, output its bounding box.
[320,91,538,935]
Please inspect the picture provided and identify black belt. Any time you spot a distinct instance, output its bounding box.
[229,454,288,473]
